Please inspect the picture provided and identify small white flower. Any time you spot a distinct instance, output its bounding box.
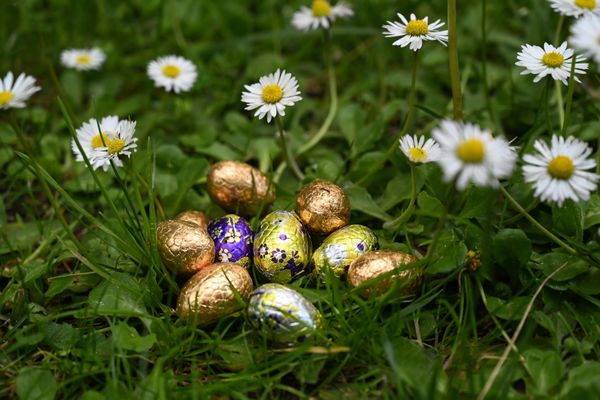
[547,0,600,17]
[399,135,440,163]
[147,55,197,93]
[241,69,302,123]
[570,14,600,64]
[516,42,588,85]
[292,0,353,31]
[60,48,106,71]
[433,120,517,191]
[522,135,599,206]
[72,116,138,171]
[0,71,41,110]
[382,13,448,51]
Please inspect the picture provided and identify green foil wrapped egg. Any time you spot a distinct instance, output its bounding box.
[253,211,311,283]
[313,224,379,278]
[248,283,323,344]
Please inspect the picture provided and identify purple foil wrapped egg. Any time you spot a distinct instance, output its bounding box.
[207,214,254,269]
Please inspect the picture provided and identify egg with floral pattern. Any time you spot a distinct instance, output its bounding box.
[207,214,253,269]
[253,211,311,283]
[248,283,323,344]
[313,224,379,279]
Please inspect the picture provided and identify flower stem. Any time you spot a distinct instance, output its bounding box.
[561,54,577,137]
[499,186,577,255]
[383,163,417,231]
[298,30,338,156]
[554,80,564,129]
[275,116,304,180]
[448,0,463,120]
[425,185,455,262]
[553,15,564,46]
[357,52,419,185]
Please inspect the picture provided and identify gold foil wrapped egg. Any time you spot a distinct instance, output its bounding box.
[313,224,379,279]
[156,220,215,275]
[177,262,254,326]
[296,179,351,235]
[175,210,209,230]
[207,160,276,217]
[248,283,324,344]
[347,251,423,299]
[253,211,312,283]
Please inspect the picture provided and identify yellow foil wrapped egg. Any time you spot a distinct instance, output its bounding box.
[156,220,215,275]
[296,179,351,235]
[253,211,311,283]
[248,283,323,344]
[207,160,275,217]
[347,251,423,299]
[175,210,209,230]
[177,262,254,326]
[313,224,379,278]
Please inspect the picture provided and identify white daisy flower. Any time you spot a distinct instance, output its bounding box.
[382,13,448,52]
[432,120,517,191]
[241,69,302,123]
[0,71,41,110]
[60,48,106,71]
[570,14,600,64]
[72,116,138,171]
[399,135,440,163]
[522,135,599,206]
[547,0,600,17]
[147,55,197,93]
[292,0,353,31]
[516,42,588,85]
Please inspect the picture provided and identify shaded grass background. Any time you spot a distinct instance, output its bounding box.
[2,0,600,398]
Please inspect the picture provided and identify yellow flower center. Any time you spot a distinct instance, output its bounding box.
[0,91,14,106]
[575,0,596,9]
[76,54,91,65]
[162,64,181,78]
[312,0,332,17]
[542,52,564,68]
[107,138,126,154]
[409,147,428,162]
[457,138,485,163]
[547,155,574,179]
[405,19,429,36]
[91,132,112,149]
[261,84,283,104]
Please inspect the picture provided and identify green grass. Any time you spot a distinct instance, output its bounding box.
[3,0,600,398]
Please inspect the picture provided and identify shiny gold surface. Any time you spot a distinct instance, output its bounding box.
[347,251,423,299]
[176,262,253,326]
[156,220,215,275]
[207,160,276,216]
[175,210,209,230]
[296,179,350,235]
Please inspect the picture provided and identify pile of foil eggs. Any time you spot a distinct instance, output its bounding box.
[156,160,424,345]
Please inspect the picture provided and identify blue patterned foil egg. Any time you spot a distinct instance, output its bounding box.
[313,224,379,279]
[207,214,254,269]
[248,283,323,344]
[253,210,311,283]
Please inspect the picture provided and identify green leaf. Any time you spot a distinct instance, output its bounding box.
[524,349,564,395]
[552,200,583,240]
[417,192,444,218]
[583,194,600,229]
[486,296,529,321]
[16,367,57,400]
[42,322,79,351]
[112,323,156,352]
[538,252,589,282]
[571,268,600,295]
[88,273,147,316]
[427,231,467,275]
[459,187,496,219]
[492,229,532,270]
[344,184,392,222]
[559,362,600,399]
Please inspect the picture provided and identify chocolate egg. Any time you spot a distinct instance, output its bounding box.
[177,262,254,325]
[207,160,276,216]
[296,179,351,235]
[347,251,423,299]
[156,220,215,275]
[248,283,323,344]
[313,225,379,278]
[207,214,253,269]
[253,211,311,283]
[176,210,209,230]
